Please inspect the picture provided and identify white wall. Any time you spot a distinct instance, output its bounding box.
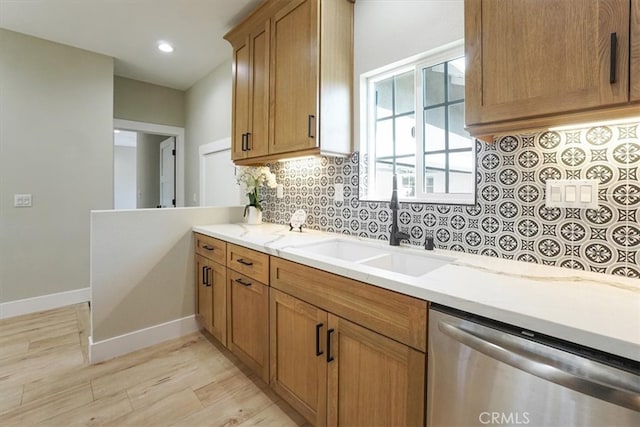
[90,206,244,361]
[114,76,186,128]
[185,59,233,206]
[0,29,114,305]
[114,146,137,209]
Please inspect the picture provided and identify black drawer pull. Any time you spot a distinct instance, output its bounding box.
[316,323,324,356]
[246,132,252,150]
[237,258,253,266]
[202,244,214,251]
[241,133,247,151]
[235,278,252,287]
[327,328,335,363]
[610,32,617,84]
[201,266,208,286]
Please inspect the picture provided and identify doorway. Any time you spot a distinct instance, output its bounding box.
[113,119,185,208]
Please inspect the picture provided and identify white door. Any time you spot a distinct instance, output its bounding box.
[199,138,243,206]
[159,137,175,208]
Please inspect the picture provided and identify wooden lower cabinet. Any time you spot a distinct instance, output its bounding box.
[326,314,425,427]
[270,289,425,427]
[270,289,328,426]
[195,254,227,345]
[227,268,270,382]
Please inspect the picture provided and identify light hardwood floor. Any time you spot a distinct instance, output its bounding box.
[0,304,307,426]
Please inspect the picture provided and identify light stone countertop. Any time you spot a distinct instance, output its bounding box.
[193,222,640,362]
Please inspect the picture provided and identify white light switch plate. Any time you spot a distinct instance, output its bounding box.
[546,180,598,209]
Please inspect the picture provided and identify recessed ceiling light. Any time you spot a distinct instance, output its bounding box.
[158,41,174,53]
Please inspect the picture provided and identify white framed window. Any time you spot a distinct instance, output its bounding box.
[360,41,476,205]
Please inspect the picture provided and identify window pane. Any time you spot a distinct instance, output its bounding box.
[396,114,415,156]
[374,162,394,199]
[424,107,445,152]
[397,164,416,197]
[448,57,465,102]
[375,118,393,158]
[449,150,474,193]
[375,77,393,119]
[448,103,473,150]
[424,63,445,107]
[425,153,446,193]
[424,170,446,193]
[395,71,415,115]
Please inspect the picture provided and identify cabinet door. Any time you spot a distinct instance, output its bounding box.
[466,0,630,126]
[195,255,213,332]
[227,269,269,382]
[209,261,227,346]
[195,256,227,346]
[632,0,640,102]
[247,23,270,157]
[270,289,328,426]
[232,39,250,160]
[326,314,425,427]
[270,0,319,155]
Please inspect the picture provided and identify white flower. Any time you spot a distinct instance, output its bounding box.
[236,166,278,212]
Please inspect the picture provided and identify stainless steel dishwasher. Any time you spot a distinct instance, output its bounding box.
[427,304,640,427]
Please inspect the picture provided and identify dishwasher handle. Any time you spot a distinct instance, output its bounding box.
[438,320,640,412]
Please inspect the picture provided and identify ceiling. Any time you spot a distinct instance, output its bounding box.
[0,0,262,90]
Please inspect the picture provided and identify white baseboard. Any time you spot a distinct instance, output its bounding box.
[89,315,199,364]
[0,287,90,319]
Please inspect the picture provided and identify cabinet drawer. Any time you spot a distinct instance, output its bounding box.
[271,257,427,352]
[227,243,269,284]
[195,233,226,264]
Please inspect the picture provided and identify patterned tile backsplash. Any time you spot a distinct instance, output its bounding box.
[261,122,640,278]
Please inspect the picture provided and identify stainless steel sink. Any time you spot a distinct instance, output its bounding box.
[289,238,453,277]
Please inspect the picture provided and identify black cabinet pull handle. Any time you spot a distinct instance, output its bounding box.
[202,244,214,251]
[201,266,208,286]
[327,328,335,363]
[610,32,617,84]
[237,258,253,266]
[315,323,324,356]
[241,133,247,151]
[308,115,315,138]
[234,278,252,287]
[206,267,212,287]
[246,132,252,150]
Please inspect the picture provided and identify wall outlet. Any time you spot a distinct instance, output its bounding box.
[334,183,344,202]
[546,180,598,209]
[14,194,32,207]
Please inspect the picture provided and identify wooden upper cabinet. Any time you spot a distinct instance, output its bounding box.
[231,22,270,161]
[632,0,640,102]
[225,0,354,164]
[270,0,319,155]
[466,0,633,137]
